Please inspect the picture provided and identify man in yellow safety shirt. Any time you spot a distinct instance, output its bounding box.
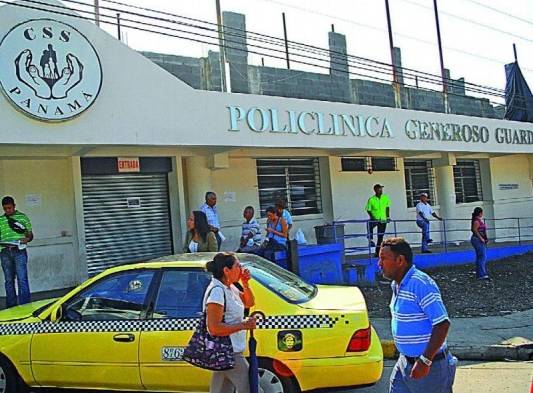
[366,184,391,257]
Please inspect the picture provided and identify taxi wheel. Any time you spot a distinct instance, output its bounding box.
[258,359,299,393]
[0,356,20,393]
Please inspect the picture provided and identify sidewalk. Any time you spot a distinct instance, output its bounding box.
[374,309,533,361]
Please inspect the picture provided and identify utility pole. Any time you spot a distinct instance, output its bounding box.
[116,13,122,41]
[215,0,228,92]
[94,0,100,26]
[282,13,290,69]
[433,0,449,113]
[384,0,401,108]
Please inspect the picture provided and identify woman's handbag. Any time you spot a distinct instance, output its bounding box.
[182,286,235,371]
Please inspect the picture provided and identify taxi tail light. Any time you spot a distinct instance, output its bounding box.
[346,327,371,352]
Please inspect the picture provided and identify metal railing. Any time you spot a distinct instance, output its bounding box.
[332,217,533,260]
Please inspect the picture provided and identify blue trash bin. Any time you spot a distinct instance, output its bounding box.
[274,243,343,285]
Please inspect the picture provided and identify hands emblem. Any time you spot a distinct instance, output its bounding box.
[14,49,84,100]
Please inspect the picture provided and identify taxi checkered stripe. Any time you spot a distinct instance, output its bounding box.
[0,315,336,336]
[257,315,335,329]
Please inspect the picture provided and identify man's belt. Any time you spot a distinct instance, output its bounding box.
[403,348,449,364]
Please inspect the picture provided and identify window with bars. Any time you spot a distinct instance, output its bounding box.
[372,157,397,171]
[340,157,397,172]
[256,158,322,217]
[404,160,436,208]
[341,157,367,171]
[453,160,483,204]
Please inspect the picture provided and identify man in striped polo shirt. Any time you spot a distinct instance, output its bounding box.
[379,237,456,393]
[238,206,262,253]
[0,196,34,308]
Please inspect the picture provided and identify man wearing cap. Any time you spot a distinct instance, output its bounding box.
[0,196,34,308]
[379,237,456,392]
[366,184,391,257]
[416,193,442,253]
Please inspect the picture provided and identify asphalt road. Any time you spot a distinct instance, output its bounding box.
[352,360,533,393]
[29,360,533,393]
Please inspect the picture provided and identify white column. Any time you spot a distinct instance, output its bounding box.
[435,164,456,243]
[168,155,188,253]
[71,156,88,283]
[184,156,212,213]
[435,165,456,219]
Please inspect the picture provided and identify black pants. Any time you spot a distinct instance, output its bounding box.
[215,232,222,251]
[258,239,287,262]
[368,221,387,256]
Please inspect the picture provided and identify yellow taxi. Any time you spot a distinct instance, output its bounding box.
[0,253,383,393]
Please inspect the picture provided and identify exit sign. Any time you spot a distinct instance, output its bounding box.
[117,157,140,173]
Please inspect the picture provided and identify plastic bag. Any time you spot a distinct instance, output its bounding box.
[294,228,307,245]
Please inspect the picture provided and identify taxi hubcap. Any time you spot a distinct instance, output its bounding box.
[0,365,6,393]
[258,367,284,393]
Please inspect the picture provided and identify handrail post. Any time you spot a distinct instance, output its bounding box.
[393,220,398,237]
[367,220,372,260]
[443,219,448,254]
[517,217,521,245]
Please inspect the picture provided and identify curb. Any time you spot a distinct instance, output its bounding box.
[450,344,533,361]
[380,340,533,361]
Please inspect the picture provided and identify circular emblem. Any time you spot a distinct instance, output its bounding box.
[0,19,102,122]
[282,333,296,349]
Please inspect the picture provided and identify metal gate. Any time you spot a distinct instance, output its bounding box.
[82,173,173,276]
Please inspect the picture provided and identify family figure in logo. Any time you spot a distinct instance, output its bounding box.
[39,44,60,82]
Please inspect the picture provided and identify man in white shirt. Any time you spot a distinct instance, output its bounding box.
[416,193,442,253]
[200,191,223,251]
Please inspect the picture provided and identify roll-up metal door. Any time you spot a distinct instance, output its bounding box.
[82,173,173,276]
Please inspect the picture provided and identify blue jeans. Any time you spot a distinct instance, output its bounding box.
[471,236,488,278]
[390,353,457,393]
[416,220,430,252]
[1,248,31,308]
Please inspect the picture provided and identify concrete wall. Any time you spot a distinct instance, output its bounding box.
[141,52,205,90]
[248,66,352,103]
[489,155,533,242]
[0,158,79,294]
[141,11,504,120]
[183,152,335,250]
[327,156,445,250]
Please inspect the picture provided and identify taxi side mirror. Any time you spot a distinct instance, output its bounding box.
[50,305,63,322]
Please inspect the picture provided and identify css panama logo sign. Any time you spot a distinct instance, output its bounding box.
[0,19,102,122]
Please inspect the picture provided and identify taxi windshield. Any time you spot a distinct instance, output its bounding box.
[240,254,317,303]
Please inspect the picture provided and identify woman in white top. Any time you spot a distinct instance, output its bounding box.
[204,252,257,393]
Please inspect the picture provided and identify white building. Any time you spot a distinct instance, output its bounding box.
[0,1,532,296]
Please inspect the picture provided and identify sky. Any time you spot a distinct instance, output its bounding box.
[84,0,533,103]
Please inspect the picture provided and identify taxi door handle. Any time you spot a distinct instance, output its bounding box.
[113,333,135,343]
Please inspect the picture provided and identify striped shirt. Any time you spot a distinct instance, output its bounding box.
[200,203,220,229]
[0,211,32,250]
[241,218,262,247]
[390,266,449,357]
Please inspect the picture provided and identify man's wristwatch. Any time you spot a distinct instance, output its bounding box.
[418,355,432,367]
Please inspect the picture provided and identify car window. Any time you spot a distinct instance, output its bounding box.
[64,270,155,321]
[152,270,211,319]
[240,255,317,303]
